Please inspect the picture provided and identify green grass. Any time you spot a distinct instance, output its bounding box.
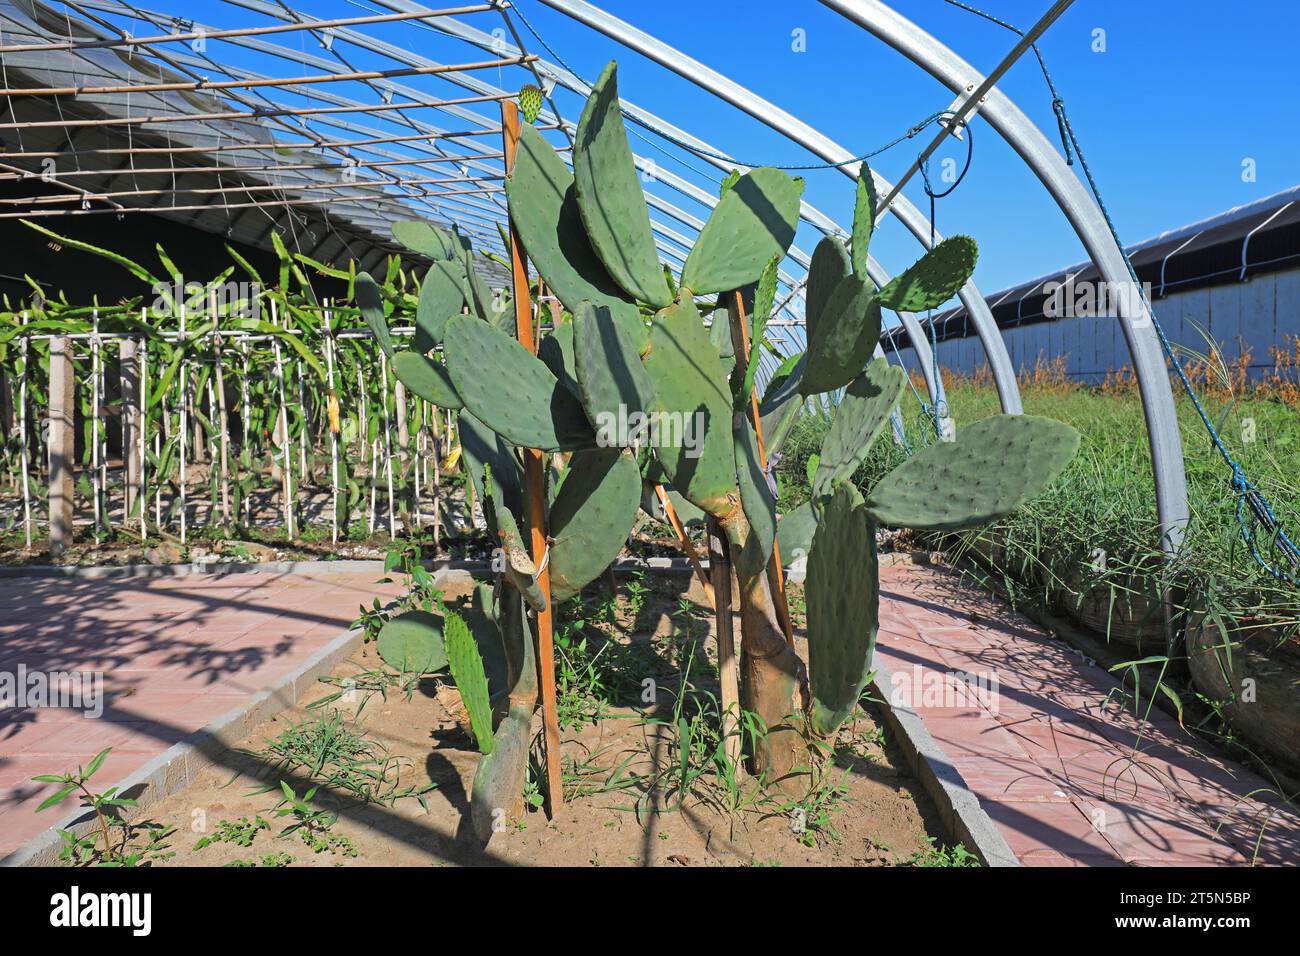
[776,375,1300,627]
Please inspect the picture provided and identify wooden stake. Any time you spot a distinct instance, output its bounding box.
[503,100,564,812]
[47,336,75,556]
[707,516,740,767]
[655,483,715,610]
[18,312,32,548]
[725,290,796,645]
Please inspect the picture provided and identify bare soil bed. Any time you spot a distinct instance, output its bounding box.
[100,575,955,867]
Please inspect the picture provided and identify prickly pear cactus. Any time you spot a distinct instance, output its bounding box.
[874,236,978,314]
[444,612,493,754]
[392,351,461,410]
[805,483,878,736]
[812,358,905,498]
[494,505,546,613]
[680,167,803,295]
[443,314,594,452]
[547,448,641,604]
[518,84,543,124]
[867,414,1080,531]
[574,63,673,308]
[376,610,447,675]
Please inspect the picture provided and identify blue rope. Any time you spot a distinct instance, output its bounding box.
[944,0,1299,584]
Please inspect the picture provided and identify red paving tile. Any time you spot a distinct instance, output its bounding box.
[877,561,1300,867]
[0,570,402,860]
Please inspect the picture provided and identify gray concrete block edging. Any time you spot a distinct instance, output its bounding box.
[0,568,463,867]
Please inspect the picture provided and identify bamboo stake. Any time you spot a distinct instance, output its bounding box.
[178,301,187,545]
[502,100,563,812]
[91,312,101,536]
[324,307,341,545]
[139,333,147,539]
[210,291,231,532]
[240,340,251,525]
[269,300,295,540]
[17,311,31,548]
[380,351,396,540]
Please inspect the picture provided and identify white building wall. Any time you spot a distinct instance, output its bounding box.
[906,267,1300,383]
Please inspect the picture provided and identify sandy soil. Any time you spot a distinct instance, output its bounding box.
[89,576,951,867]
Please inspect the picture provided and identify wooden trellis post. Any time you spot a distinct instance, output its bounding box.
[210,290,231,532]
[47,336,75,556]
[120,337,141,523]
[502,99,564,811]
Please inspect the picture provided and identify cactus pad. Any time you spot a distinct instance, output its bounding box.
[376,609,447,675]
[505,122,647,351]
[867,413,1080,531]
[574,301,659,440]
[800,274,882,395]
[875,236,978,314]
[806,483,878,735]
[812,358,905,497]
[548,448,641,604]
[679,168,803,295]
[443,314,594,452]
[459,411,524,519]
[574,62,673,308]
[444,611,494,754]
[539,321,579,398]
[775,499,817,562]
[805,236,850,340]
[392,220,456,260]
[733,415,776,577]
[851,171,876,279]
[414,259,465,351]
[392,351,462,410]
[641,300,737,517]
[355,272,394,359]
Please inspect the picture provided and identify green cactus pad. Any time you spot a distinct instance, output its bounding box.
[758,353,807,460]
[867,414,1080,531]
[679,168,803,295]
[376,609,447,675]
[760,351,805,408]
[444,612,494,754]
[574,301,659,440]
[775,499,818,562]
[812,358,905,497]
[392,220,456,260]
[539,321,579,398]
[574,62,673,308]
[548,448,641,605]
[505,122,647,352]
[805,236,850,341]
[800,274,882,396]
[641,300,737,517]
[851,171,876,278]
[806,484,878,735]
[460,411,524,519]
[392,351,462,410]
[413,259,465,351]
[355,272,394,359]
[494,505,547,612]
[733,415,776,578]
[875,236,978,314]
[443,314,594,452]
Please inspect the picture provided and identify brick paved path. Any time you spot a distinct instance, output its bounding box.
[0,570,401,859]
[875,561,1300,866]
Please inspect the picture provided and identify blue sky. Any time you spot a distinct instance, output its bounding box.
[95,0,1299,297]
